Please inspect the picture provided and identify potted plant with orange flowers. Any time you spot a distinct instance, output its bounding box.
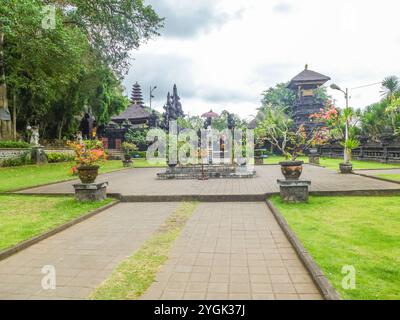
[68,140,107,183]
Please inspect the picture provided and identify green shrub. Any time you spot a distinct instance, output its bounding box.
[0,141,30,149]
[130,151,147,158]
[47,152,75,163]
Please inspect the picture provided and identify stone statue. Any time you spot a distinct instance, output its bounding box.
[27,126,40,146]
[76,131,83,144]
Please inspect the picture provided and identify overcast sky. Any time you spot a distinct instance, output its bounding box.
[123,0,400,120]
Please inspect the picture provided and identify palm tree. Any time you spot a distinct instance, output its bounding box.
[381,76,400,101]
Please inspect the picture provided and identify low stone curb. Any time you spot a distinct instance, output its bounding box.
[309,189,400,196]
[265,199,341,301]
[352,172,400,185]
[354,167,400,171]
[0,200,119,262]
[121,194,267,202]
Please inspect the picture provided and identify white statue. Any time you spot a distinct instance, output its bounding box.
[27,126,40,146]
[76,131,83,144]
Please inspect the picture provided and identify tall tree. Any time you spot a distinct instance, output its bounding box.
[261,83,297,115]
[1,0,163,140]
[54,0,164,75]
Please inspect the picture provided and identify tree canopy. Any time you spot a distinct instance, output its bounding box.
[0,0,163,141]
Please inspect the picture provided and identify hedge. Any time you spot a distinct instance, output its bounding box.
[0,141,30,149]
[47,152,75,163]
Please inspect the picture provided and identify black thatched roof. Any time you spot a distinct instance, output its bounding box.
[288,66,330,89]
[111,103,150,123]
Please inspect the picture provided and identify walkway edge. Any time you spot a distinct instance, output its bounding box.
[121,194,267,202]
[352,172,400,185]
[0,201,120,262]
[265,199,341,300]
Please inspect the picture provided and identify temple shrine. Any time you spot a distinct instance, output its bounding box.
[287,65,331,133]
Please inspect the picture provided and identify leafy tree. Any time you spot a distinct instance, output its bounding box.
[1,0,163,140]
[53,0,164,75]
[211,111,244,131]
[177,116,204,131]
[360,102,388,140]
[261,83,297,115]
[125,128,149,151]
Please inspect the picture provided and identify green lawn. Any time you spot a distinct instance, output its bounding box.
[270,196,400,300]
[320,158,400,171]
[0,195,114,251]
[132,158,166,168]
[0,159,166,193]
[263,155,400,171]
[376,174,400,182]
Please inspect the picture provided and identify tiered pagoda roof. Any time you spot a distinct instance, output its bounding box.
[287,65,330,90]
[130,82,144,105]
[111,82,150,124]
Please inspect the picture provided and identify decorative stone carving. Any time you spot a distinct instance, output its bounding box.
[27,126,40,146]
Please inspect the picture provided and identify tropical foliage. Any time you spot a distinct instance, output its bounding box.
[255,105,328,161]
[0,0,162,141]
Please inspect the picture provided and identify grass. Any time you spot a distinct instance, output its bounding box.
[0,195,114,251]
[90,202,198,300]
[0,161,124,193]
[0,159,166,193]
[376,174,400,182]
[132,158,166,168]
[320,158,400,171]
[263,155,400,171]
[270,195,400,300]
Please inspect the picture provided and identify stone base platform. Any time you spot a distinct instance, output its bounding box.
[157,165,256,180]
[73,182,108,201]
[278,179,311,203]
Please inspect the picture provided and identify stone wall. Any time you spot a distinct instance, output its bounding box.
[0,148,74,163]
[0,148,30,162]
[319,143,400,163]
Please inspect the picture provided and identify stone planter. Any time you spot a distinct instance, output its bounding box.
[77,165,99,184]
[122,159,133,167]
[339,163,353,174]
[255,157,264,166]
[308,148,320,165]
[279,161,304,180]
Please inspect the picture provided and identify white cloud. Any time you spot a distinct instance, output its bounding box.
[124,0,400,119]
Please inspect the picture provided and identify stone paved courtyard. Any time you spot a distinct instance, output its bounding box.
[2,165,400,300]
[142,203,321,300]
[0,203,177,299]
[18,165,400,196]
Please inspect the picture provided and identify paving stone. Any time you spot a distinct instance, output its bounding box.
[143,203,322,300]
[19,165,400,196]
[0,203,178,299]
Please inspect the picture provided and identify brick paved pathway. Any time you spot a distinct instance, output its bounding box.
[0,203,178,300]
[142,202,322,300]
[18,165,400,196]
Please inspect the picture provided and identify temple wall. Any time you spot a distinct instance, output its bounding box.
[0,148,74,164]
[319,142,400,163]
[0,148,30,162]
